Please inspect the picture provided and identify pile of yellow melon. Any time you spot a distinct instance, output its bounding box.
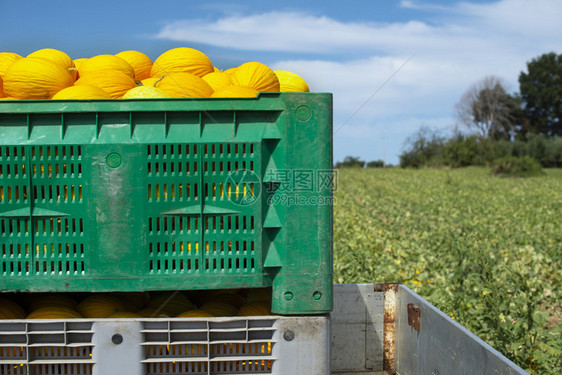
[0,48,309,100]
[0,288,272,319]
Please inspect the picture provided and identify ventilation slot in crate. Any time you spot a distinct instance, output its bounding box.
[142,319,275,375]
[0,321,94,375]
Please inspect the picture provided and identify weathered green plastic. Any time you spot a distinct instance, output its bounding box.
[0,93,333,314]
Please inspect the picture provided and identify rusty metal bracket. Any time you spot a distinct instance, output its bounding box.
[407,303,421,331]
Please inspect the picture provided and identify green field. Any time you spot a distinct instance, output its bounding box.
[333,167,562,374]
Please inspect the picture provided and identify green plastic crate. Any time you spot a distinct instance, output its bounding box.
[0,93,333,314]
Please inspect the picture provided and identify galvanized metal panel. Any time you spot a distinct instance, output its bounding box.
[395,285,529,375]
[92,320,144,375]
[274,316,331,375]
[331,284,385,373]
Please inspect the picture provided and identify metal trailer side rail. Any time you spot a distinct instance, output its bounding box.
[331,283,528,375]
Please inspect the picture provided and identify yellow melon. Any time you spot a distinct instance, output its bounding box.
[73,58,88,71]
[210,85,258,98]
[146,293,195,316]
[274,70,309,92]
[199,302,238,317]
[203,71,231,91]
[0,297,26,318]
[75,71,137,98]
[113,292,150,310]
[136,307,172,318]
[76,294,125,318]
[229,62,280,92]
[107,311,143,318]
[52,85,111,99]
[116,50,153,81]
[28,294,78,312]
[0,96,18,100]
[238,301,271,316]
[122,86,169,99]
[0,52,22,77]
[28,48,77,81]
[141,77,159,87]
[3,57,74,99]
[176,309,215,318]
[27,306,82,319]
[151,47,214,78]
[0,305,22,319]
[0,75,4,98]
[78,54,135,79]
[155,72,213,98]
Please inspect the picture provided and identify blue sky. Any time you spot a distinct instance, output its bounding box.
[2,0,561,165]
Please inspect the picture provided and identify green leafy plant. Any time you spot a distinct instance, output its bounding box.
[491,156,543,177]
[333,168,562,373]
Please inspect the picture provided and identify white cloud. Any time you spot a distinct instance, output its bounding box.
[154,0,562,164]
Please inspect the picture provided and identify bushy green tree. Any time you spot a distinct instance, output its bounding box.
[399,127,445,168]
[334,156,365,168]
[442,134,494,167]
[519,52,562,136]
[366,160,385,168]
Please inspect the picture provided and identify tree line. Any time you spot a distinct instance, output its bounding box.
[400,52,562,169]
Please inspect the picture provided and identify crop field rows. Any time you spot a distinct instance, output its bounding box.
[333,167,562,374]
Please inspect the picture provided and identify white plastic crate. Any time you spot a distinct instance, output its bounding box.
[0,316,330,375]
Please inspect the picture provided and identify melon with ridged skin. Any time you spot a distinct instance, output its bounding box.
[0,52,22,77]
[238,301,271,316]
[76,294,125,318]
[3,57,74,99]
[203,71,231,91]
[27,306,82,319]
[52,85,111,99]
[122,86,169,99]
[75,70,136,98]
[210,85,257,98]
[136,307,172,318]
[73,58,88,70]
[141,77,159,87]
[155,72,213,98]
[177,309,215,318]
[199,302,238,317]
[0,297,26,319]
[229,62,280,92]
[151,47,214,78]
[274,70,309,92]
[78,54,135,79]
[146,293,195,316]
[28,48,77,81]
[116,50,153,81]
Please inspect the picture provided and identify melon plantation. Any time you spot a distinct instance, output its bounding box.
[333,167,562,374]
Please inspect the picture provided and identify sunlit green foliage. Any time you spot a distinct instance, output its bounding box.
[333,168,562,373]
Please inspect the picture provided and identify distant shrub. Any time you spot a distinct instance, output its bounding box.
[366,160,385,168]
[442,134,494,168]
[490,156,543,177]
[399,127,445,168]
[334,156,365,168]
